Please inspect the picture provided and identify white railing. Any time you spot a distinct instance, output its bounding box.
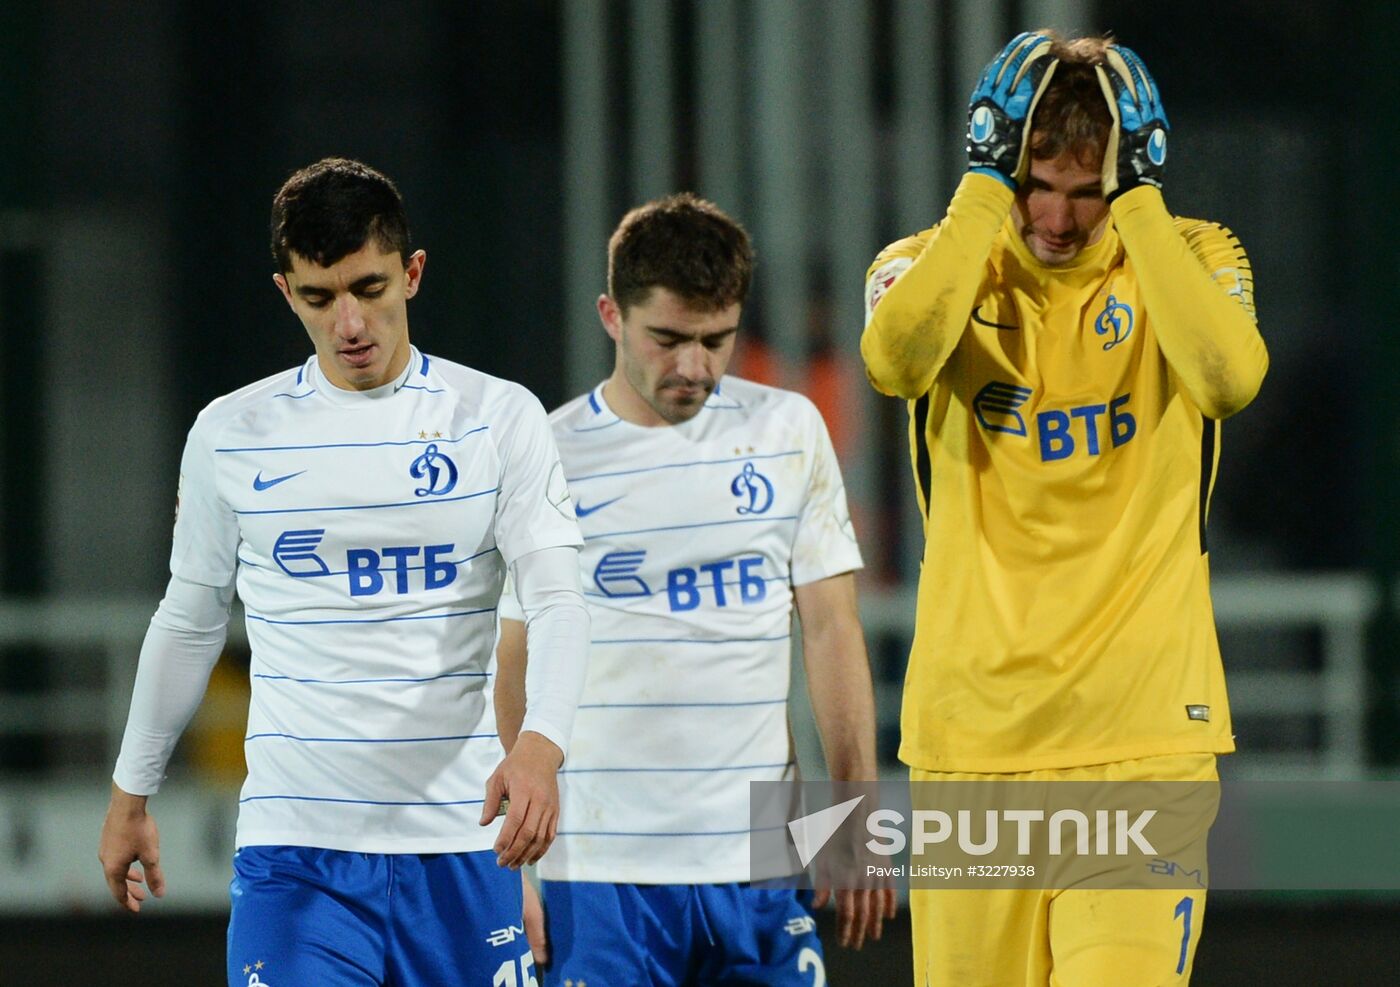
[0,573,1380,913]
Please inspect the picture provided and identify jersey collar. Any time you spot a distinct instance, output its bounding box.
[308,346,422,406]
[1002,213,1122,282]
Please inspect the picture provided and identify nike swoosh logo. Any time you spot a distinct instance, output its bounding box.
[972,305,1019,331]
[575,495,624,517]
[252,470,306,491]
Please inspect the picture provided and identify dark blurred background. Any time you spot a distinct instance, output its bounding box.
[3,1,1398,982]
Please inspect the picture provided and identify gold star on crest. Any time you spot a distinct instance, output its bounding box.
[255,960,265,970]
[243,965,251,975]
[418,430,428,439]
[433,430,443,438]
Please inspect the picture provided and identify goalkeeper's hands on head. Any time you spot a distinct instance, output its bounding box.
[1096,44,1169,201]
[966,31,1059,189]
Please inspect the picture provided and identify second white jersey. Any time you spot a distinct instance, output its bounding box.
[507,376,862,884]
[173,348,580,853]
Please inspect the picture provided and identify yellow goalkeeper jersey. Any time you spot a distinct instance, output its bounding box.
[862,174,1268,772]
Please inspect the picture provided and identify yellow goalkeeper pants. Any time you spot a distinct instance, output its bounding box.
[909,753,1215,987]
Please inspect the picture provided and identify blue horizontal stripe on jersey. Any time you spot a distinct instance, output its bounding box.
[583,515,797,541]
[245,607,494,625]
[273,390,316,400]
[397,383,445,394]
[234,485,495,516]
[590,634,790,645]
[215,425,489,453]
[582,572,789,600]
[237,545,498,576]
[253,670,490,685]
[577,698,787,709]
[244,732,498,743]
[568,449,801,483]
[559,762,793,774]
[239,794,486,807]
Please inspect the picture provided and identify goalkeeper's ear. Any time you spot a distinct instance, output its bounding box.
[1011,56,1059,187]
[1094,62,1124,198]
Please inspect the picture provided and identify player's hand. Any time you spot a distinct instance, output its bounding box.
[967,31,1059,188]
[522,873,550,966]
[814,885,899,951]
[481,730,563,869]
[98,784,166,914]
[1095,44,1169,200]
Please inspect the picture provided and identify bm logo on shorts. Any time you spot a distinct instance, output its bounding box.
[486,923,525,946]
[975,381,1138,462]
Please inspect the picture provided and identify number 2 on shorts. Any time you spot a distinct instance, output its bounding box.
[798,946,826,987]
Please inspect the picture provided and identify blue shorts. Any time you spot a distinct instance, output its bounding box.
[227,845,527,987]
[541,881,824,987]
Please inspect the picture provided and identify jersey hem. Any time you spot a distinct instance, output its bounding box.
[898,736,1235,774]
[234,830,500,854]
[538,862,792,884]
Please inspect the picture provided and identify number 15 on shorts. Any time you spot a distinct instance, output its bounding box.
[493,950,536,987]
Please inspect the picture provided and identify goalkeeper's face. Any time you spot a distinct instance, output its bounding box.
[275,242,425,391]
[600,287,739,426]
[1013,149,1110,266]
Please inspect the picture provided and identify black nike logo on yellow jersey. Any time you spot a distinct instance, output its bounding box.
[972,305,1018,331]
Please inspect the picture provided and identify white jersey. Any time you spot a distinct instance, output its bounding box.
[174,347,580,853]
[502,377,862,883]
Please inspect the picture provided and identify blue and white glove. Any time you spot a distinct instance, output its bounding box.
[1095,45,1169,201]
[966,32,1058,189]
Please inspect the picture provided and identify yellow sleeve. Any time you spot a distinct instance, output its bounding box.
[859,172,1014,399]
[1110,186,1269,419]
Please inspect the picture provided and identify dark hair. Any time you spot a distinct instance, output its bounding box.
[1029,35,1115,169]
[607,193,754,314]
[269,158,411,272]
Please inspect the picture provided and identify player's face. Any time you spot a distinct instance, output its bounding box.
[274,242,425,390]
[1013,150,1110,265]
[599,287,739,426]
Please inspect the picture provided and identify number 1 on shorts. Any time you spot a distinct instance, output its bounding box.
[1173,895,1194,975]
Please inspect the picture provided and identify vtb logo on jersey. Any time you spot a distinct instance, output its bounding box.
[273,529,332,577]
[975,381,1138,462]
[731,462,774,515]
[973,382,1033,436]
[410,443,458,497]
[593,550,651,597]
[1094,294,1134,351]
[271,528,461,595]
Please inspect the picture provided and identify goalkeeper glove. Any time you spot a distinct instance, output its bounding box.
[966,32,1058,189]
[1095,45,1169,201]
